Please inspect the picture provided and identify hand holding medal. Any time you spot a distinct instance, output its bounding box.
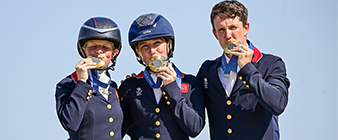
[227,40,254,68]
[75,57,97,82]
[156,61,177,86]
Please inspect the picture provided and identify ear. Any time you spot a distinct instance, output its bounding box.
[111,49,119,60]
[212,29,218,40]
[244,22,250,37]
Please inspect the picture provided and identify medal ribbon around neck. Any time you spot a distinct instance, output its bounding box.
[144,59,182,89]
[88,69,111,93]
[221,41,254,74]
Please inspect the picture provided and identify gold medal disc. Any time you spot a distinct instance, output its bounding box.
[88,56,105,69]
[224,40,241,55]
[149,55,167,72]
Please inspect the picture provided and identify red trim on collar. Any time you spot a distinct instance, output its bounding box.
[71,71,78,83]
[216,56,221,62]
[136,71,144,78]
[252,47,262,63]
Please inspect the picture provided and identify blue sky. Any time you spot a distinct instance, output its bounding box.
[0,0,336,139]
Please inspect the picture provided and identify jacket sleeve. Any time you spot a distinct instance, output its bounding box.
[238,58,290,115]
[55,79,92,132]
[161,77,205,137]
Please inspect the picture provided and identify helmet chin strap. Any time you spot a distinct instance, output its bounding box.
[166,40,172,63]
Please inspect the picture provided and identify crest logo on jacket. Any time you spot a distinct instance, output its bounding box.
[136,87,143,96]
[204,78,208,89]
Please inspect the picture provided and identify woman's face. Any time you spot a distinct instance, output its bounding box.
[136,37,169,66]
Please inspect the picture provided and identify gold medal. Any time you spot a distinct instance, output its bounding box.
[224,40,241,55]
[88,55,105,69]
[149,55,167,72]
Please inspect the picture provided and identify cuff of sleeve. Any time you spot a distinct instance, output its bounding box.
[238,63,257,85]
[161,81,182,105]
[71,80,93,100]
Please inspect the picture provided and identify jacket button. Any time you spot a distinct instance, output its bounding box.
[110,131,114,136]
[165,96,168,100]
[155,133,160,138]
[107,104,112,109]
[227,114,232,120]
[246,85,250,88]
[109,117,114,123]
[243,81,246,85]
[155,108,160,113]
[166,101,170,105]
[162,92,166,95]
[86,96,90,100]
[155,121,160,126]
[228,128,232,134]
[226,100,231,105]
[239,76,243,80]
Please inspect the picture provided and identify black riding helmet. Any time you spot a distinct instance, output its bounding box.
[128,13,175,66]
[77,17,122,71]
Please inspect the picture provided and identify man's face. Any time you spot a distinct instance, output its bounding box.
[136,37,169,66]
[212,15,249,51]
[82,40,116,69]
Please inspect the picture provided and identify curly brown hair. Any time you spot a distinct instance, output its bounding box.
[210,0,248,31]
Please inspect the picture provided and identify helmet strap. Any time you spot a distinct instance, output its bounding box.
[166,40,172,61]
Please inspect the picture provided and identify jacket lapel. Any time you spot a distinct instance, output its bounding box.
[209,58,227,97]
[137,76,157,105]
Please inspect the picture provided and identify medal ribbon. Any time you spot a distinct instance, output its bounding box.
[221,54,238,74]
[144,70,162,88]
[221,41,254,74]
[88,69,111,93]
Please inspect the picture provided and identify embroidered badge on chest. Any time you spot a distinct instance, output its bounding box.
[136,87,143,96]
[180,84,189,93]
[204,78,208,89]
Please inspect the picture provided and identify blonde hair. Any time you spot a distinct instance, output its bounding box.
[82,40,116,50]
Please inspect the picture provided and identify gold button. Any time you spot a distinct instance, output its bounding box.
[89,89,93,93]
[155,121,160,126]
[162,92,166,95]
[165,96,168,100]
[243,81,246,85]
[109,117,114,123]
[246,85,250,88]
[155,108,160,113]
[227,114,232,120]
[239,76,243,80]
[166,101,170,105]
[227,100,231,105]
[107,104,112,109]
[228,128,232,134]
[110,131,114,136]
[155,133,160,138]
[86,96,90,100]
[87,92,91,96]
